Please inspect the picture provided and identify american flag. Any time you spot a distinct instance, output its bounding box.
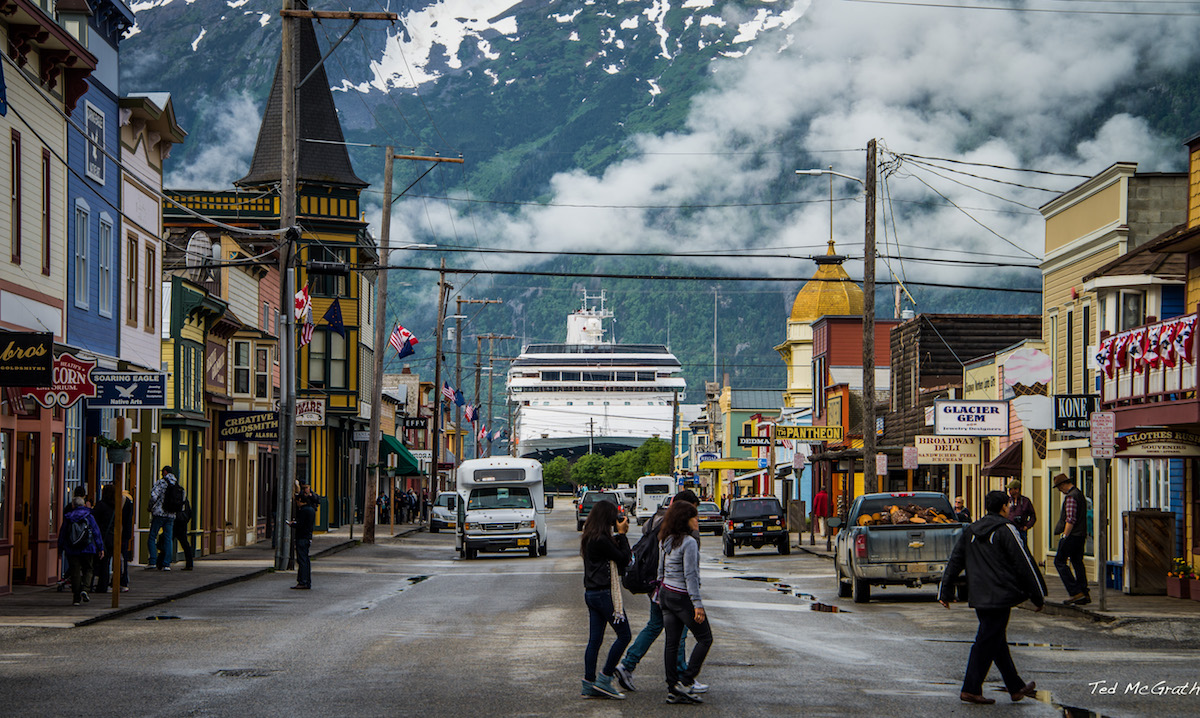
[464,404,476,423]
[389,323,418,358]
[299,321,315,348]
[442,382,456,403]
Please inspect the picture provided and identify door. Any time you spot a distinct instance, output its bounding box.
[12,432,38,583]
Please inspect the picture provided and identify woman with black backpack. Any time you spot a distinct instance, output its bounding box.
[579,499,632,700]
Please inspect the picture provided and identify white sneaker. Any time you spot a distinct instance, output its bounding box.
[687,680,708,694]
[614,665,636,692]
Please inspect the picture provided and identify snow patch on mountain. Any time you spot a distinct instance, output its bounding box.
[191,28,206,52]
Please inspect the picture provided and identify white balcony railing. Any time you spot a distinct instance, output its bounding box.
[1100,312,1198,406]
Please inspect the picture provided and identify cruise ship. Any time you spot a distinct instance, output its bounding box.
[507,292,687,461]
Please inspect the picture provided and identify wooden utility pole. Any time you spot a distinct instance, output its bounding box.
[110,418,128,608]
[456,299,502,461]
[863,138,878,494]
[431,263,450,517]
[475,333,514,457]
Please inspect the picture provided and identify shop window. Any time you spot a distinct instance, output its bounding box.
[233,341,251,395]
[256,347,270,399]
[98,215,112,317]
[126,234,139,326]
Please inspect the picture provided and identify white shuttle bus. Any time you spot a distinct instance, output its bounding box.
[635,474,678,525]
[455,457,548,559]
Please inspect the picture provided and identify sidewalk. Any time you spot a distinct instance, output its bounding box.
[793,532,1200,630]
[0,522,422,629]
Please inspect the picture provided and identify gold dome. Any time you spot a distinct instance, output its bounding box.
[789,240,864,322]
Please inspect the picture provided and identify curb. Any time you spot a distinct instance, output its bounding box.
[797,545,835,561]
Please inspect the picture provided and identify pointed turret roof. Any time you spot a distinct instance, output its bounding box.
[236,10,366,189]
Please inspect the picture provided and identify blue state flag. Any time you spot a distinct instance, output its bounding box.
[322,299,346,338]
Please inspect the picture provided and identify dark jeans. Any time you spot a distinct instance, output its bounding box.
[962,607,1025,695]
[95,547,130,591]
[584,588,631,682]
[1054,533,1087,596]
[622,598,688,673]
[66,553,95,602]
[296,538,312,587]
[661,588,713,689]
[156,521,194,569]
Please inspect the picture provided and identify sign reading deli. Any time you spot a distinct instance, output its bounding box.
[0,332,52,387]
[1115,430,1200,458]
[774,425,844,442]
[934,400,1008,436]
[218,411,279,442]
[915,435,980,464]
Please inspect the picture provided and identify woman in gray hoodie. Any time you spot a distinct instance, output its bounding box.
[657,500,712,704]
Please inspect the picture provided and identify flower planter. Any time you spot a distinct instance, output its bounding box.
[1190,578,1200,602]
[106,446,132,464]
[1167,576,1190,599]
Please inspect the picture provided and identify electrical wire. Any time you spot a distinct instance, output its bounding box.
[894,152,1092,179]
[842,0,1200,15]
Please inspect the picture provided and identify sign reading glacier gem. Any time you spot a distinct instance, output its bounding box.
[934,400,1008,436]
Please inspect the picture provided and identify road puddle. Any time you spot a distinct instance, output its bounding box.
[144,614,181,620]
[407,575,430,584]
[810,601,847,613]
[736,576,781,582]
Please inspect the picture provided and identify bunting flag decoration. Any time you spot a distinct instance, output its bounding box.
[1128,328,1146,373]
[1144,324,1160,369]
[294,284,312,322]
[442,382,456,403]
[299,321,315,348]
[389,323,418,358]
[1113,333,1128,370]
[1176,315,1196,364]
[322,298,346,338]
[1159,322,1178,369]
[1096,338,1114,379]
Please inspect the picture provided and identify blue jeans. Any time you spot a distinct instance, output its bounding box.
[622,598,687,673]
[584,589,631,682]
[296,538,312,587]
[148,515,174,568]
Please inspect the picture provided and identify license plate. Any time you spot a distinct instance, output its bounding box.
[751,521,763,527]
[449,523,456,529]
[517,538,530,546]
[906,562,927,572]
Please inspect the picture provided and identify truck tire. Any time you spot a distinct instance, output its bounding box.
[465,546,477,560]
[528,541,538,558]
[723,539,735,558]
[430,522,440,534]
[778,538,791,555]
[837,569,853,598]
[852,577,871,603]
[576,521,583,532]
[539,541,548,556]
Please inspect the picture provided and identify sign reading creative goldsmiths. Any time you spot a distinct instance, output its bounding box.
[90,372,166,408]
[218,411,279,442]
[1054,394,1100,432]
[23,353,97,408]
[1115,430,1200,458]
[934,400,1008,436]
[296,398,326,426]
[916,435,980,464]
[0,332,52,386]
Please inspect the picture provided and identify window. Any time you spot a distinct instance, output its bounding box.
[307,331,347,389]
[1066,309,1074,394]
[180,345,193,411]
[256,347,270,399]
[10,130,19,265]
[262,302,271,334]
[329,331,347,389]
[98,216,112,317]
[310,246,347,297]
[193,346,203,409]
[126,235,138,325]
[308,331,326,386]
[74,200,89,309]
[85,102,104,183]
[1081,304,1091,393]
[233,341,251,395]
[1119,291,1144,332]
[145,247,156,331]
[41,149,50,275]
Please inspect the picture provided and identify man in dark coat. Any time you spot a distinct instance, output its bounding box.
[938,490,1046,705]
[1053,473,1089,605]
[1007,479,1036,546]
[94,484,134,593]
[288,481,320,590]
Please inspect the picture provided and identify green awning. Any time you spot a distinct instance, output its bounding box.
[381,434,423,476]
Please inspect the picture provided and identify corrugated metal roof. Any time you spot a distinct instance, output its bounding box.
[729,389,783,409]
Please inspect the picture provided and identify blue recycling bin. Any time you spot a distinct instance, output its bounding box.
[1105,561,1123,590]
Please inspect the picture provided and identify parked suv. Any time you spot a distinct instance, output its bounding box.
[430,491,458,533]
[722,497,789,556]
[576,491,620,531]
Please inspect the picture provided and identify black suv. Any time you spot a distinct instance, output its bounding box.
[722,497,789,557]
[576,491,620,531]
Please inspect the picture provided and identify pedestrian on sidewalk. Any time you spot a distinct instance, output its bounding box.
[580,499,633,700]
[288,481,320,590]
[93,485,133,593]
[812,486,831,536]
[1007,479,1036,546]
[938,490,1046,705]
[147,466,178,571]
[157,496,194,571]
[614,489,699,693]
[954,497,972,523]
[58,496,104,606]
[657,499,713,705]
[1053,473,1089,605]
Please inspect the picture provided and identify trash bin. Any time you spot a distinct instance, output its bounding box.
[1105,561,1123,591]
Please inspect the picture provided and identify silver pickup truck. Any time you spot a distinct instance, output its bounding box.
[830,492,964,603]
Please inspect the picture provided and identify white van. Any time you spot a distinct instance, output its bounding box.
[635,475,678,525]
[455,457,548,559]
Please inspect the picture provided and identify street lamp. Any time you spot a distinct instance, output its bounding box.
[796,139,879,494]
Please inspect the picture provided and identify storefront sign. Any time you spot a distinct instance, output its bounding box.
[1054,394,1100,432]
[402,417,428,430]
[876,453,888,476]
[737,436,772,447]
[353,430,370,442]
[410,449,433,462]
[218,411,279,442]
[296,398,325,426]
[90,372,166,408]
[23,353,97,408]
[1115,430,1200,458]
[934,400,1008,436]
[916,435,980,464]
[775,425,844,442]
[0,332,52,386]
[902,446,919,470]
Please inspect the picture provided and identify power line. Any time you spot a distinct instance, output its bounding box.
[894,152,1092,179]
[843,0,1200,14]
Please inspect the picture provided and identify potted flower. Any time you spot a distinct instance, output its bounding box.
[1167,558,1194,599]
[97,436,133,464]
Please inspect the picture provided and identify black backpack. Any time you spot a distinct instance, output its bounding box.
[67,516,92,552]
[163,482,185,513]
[622,519,662,595]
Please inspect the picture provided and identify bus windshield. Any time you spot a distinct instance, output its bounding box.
[468,486,533,510]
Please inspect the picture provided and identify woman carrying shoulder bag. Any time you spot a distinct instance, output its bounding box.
[580,500,632,700]
[658,500,713,705]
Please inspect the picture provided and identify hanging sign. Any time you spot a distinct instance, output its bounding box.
[934,400,1008,436]
[0,332,52,386]
[1114,429,1200,458]
[775,425,843,442]
[402,417,428,430]
[916,435,980,464]
[1054,394,1100,432]
[218,411,279,442]
[23,353,96,408]
[296,398,326,426]
[90,372,167,408]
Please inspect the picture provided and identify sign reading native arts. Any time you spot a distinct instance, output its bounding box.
[90,372,167,408]
[934,400,1009,436]
[915,435,980,464]
[218,411,279,442]
[0,332,52,387]
[1115,430,1200,458]
[296,398,326,426]
[23,353,97,408]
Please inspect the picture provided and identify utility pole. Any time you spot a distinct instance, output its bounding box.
[474,336,482,459]
[863,138,878,494]
[456,298,502,460]
[474,333,514,457]
[431,263,450,520]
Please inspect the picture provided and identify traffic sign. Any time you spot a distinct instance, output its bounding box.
[1090,411,1115,459]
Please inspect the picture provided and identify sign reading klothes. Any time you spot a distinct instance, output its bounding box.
[0,332,52,386]
[934,400,1008,436]
[775,425,844,442]
[218,411,279,442]
[1115,429,1200,458]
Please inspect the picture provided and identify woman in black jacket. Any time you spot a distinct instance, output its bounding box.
[580,500,632,700]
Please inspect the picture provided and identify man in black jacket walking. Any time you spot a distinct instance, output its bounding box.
[287,481,320,590]
[939,490,1047,705]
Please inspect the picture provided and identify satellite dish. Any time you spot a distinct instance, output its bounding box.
[185,231,210,280]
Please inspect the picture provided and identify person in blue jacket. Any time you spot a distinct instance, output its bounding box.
[58,496,105,606]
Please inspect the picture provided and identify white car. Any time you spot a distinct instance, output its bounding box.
[430,492,458,533]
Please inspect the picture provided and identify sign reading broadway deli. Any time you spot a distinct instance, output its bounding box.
[916,435,980,464]
[23,353,97,408]
[0,332,52,386]
[934,400,1008,436]
[218,411,279,442]
[1115,430,1200,458]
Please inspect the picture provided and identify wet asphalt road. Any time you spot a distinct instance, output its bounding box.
[1,506,1197,717]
